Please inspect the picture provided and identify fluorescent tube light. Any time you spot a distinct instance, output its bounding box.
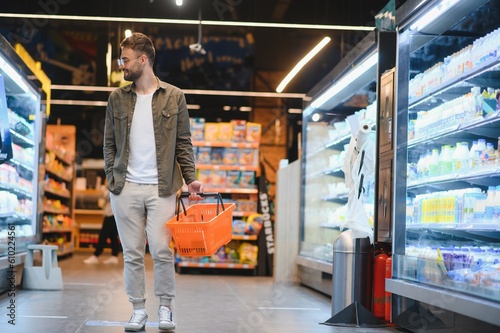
[409,0,460,31]
[187,104,200,110]
[0,54,37,98]
[239,106,252,112]
[310,52,378,110]
[288,108,302,114]
[276,37,331,93]
[0,13,374,31]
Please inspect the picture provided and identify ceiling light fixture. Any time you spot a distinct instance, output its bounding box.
[0,54,37,98]
[175,0,183,6]
[223,106,231,111]
[276,37,331,93]
[239,106,252,112]
[124,29,132,37]
[409,0,460,31]
[0,13,374,31]
[309,51,378,111]
[288,108,302,114]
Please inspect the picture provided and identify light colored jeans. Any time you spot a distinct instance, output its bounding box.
[110,181,176,310]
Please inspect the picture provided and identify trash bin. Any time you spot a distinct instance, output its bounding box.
[331,230,373,316]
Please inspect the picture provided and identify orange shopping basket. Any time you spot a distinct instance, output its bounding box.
[166,192,235,257]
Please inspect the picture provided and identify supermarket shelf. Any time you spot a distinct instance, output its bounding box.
[233,211,256,217]
[75,189,104,197]
[78,223,102,230]
[386,278,500,327]
[176,262,255,269]
[0,183,32,199]
[45,168,72,183]
[44,186,71,199]
[47,148,74,165]
[44,208,71,215]
[196,164,259,172]
[9,158,34,172]
[408,58,500,108]
[43,227,73,233]
[10,129,34,147]
[74,209,104,215]
[192,141,259,149]
[203,188,258,194]
[232,234,258,241]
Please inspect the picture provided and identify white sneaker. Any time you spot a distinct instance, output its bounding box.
[158,306,175,331]
[125,310,148,332]
[103,256,119,264]
[83,255,99,264]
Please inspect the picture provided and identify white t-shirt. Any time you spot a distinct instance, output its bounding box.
[126,92,158,184]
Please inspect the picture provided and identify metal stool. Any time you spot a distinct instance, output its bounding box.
[22,244,63,290]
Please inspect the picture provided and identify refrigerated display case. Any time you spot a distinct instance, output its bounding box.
[0,35,46,292]
[387,0,500,329]
[297,32,380,295]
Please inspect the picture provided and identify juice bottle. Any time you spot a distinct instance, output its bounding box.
[484,186,496,222]
[494,185,500,221]
[428,149,440,178]
[439,145,453,175]
[469,140,478,170]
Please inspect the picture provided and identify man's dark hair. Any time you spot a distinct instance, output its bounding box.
[120,32,155,65]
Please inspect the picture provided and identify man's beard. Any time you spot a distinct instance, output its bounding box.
[123,69,142,82]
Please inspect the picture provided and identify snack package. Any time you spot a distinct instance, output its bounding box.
[231,120,247,142]
[223,147,239,165]
[218,122,233,142]
[190,117,205,141]
[238,148,256,166]
[246,122,261,143]
[196,146,212,164]
[212,170,227,187]
[211,147,224,164]
[226,170,241,188]
[204,123,219,142]
[239,171,255,188]
[197,169,212,184]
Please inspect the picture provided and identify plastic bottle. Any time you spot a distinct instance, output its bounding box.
[439,145,453,175]
[428,149,440,178]
[494,185,500,221]
[473,192,487,223]
[455,142,470,174]
[484,186,496,223]
[469,140,478,170]
[476,139,487,168]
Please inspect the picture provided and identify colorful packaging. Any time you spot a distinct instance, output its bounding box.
[223,147,239,165]
[239,171,255,188]
[196,146,212,164]
[190,118,205,141]
[246,122,261,143]
[212,170,227,187]
[218,122,233,142]
[204,123,219,142]
[226,170,240,188]
[197,169,212,184]
[211,147,224,164]
[238,148,256,166]
[231,120,247,142]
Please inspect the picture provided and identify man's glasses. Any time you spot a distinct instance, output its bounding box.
[117,55,143,67]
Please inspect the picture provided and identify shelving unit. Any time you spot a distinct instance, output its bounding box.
[174,121,261,273]
[43,125,76,256]
[388,0,500,328]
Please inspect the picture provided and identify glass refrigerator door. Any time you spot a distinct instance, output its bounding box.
[300,39,379,264]
[0,43,42,258]
[391,0,500,325]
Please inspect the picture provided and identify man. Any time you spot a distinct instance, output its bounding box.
[104,32,203,332]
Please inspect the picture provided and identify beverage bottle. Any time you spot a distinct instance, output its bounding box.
[476,139,487,168]
[484,186,496,222]
[473,193,487,223]
[428,149,440,178]
[417,155,426,180]
[439,145,453,175]
[483,142,495,166]
[456,142,470,174]
[469,140,478,170]
[494,185,500,221]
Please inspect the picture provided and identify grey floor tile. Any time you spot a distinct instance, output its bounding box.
[0,253,401,333]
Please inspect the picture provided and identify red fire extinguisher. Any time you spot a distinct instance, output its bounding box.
[372,251,388,319]
[385,255,392,323]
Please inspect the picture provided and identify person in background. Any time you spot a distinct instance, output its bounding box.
[83,188,121,265]
[103,32,203,332]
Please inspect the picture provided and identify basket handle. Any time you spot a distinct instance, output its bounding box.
[176,192,225,220]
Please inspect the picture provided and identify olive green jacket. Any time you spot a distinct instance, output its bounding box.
[103,78,197,196]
